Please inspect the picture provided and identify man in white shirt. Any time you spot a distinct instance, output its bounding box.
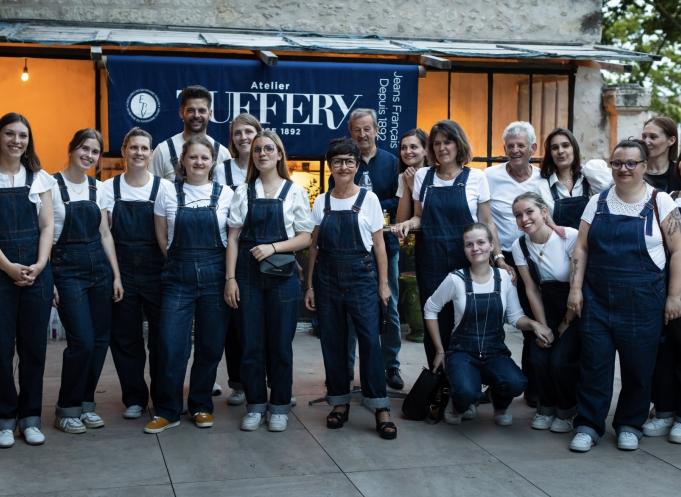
[485,121,543,407]
[149,85,231,180]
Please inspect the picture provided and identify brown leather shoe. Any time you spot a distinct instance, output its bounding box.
[144,416,180,434]
[193,412,214,428]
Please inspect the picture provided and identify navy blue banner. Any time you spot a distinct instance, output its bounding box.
[106,55,418,156]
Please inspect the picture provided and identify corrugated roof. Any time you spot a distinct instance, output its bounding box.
[0,22,653,62]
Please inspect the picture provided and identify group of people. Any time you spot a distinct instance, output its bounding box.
[1,84,680,454]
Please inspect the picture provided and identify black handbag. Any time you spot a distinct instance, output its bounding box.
[259,253,296,277]
[402,367,444,421]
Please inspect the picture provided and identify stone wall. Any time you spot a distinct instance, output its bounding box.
[573,66,610,161]
[0,0,602,43]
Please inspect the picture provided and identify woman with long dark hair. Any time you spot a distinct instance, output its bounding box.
[396,128,428,223]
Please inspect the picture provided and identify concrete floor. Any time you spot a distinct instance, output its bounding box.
[2,328,680,497]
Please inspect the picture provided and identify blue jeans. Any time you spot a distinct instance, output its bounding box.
[52,244,112,418]
[154,256,228,422]
[446,351,527,413]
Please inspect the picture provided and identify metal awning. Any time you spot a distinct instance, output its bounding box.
[0,21,654,62]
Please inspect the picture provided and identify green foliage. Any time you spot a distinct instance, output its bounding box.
[602,0,681,121]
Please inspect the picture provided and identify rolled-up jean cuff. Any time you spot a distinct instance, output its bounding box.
[363,396,390,410]
[227,380,243,390]
[537,405,556,416]
[246,402,267,414]
[557,406,576,419]
[81,401,97,413]
[55,404,82,418]
[18,416,41,430]
[575,425,600,443]
[327,393,352,406]
[616,425,642,439]
[269,403,291,415]
[654,410,674,419]
[0,418,17,430]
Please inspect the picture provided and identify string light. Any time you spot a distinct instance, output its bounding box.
[21,58,29,82]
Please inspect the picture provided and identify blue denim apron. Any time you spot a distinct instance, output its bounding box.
[550,176,590,229]
[0,168,53,430]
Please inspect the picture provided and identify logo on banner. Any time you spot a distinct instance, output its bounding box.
[126,89,160,123]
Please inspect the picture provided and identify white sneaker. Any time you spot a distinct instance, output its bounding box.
[212,383,223,396]
[55,417,86,434]
[240,412,265,431]
[0,429,15,448]
[462,404,477,420]
[268,414,288,432]
[531,413,555,430]
[569,432,594,452]
[550,417,574,433]
[617,431,639,451]
[123,405,145,419]
[493,410,513,426]
[643,416,674,437]
[444,407,463,425]
[226,389,246,406]
[22,427,45,445]
[80,412,104,429]
[669,422,681,444]
[291,396,297,407]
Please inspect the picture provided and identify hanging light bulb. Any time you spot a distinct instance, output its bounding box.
[21,58,29,82]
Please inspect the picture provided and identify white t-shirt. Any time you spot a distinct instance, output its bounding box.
[396,172,406,198]
[51,175,105,243]
[581,184,676,271]
[100,172,169,216]
[0,168,55,212]
[424,267,525,331]
[511,228,578,283]
[213,159,247,189]
[154,181,233,248]
[149,132,231,181]
[228,180,314,238]
[486,163,542,251]
[412,167,490,222]
[536,161,612,214]
[312,190,384,252]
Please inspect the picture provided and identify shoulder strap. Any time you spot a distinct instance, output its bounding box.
[149,176,161,202]
[549,180,560,201]
[462,267,473,294]
[166,138,178,168]
[247,181,256,203]
[456,166,471,186]
[418,167,436,203]
[209,182,223,209]
[213,139,221,161]
[174,179,185,207]
[223,159,234,188]
[24,167,34,188]
[581,176,591,198]
[323,190,331,213]
[87,176,97,202]
[652,189,669,257]
[352,188,368,212]
[113,174,122,201]
[492,266,501,293]
[278,180,293,201]
[53,172,70,203]
[519,235,541,286]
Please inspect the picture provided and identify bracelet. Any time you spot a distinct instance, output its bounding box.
[272,243,277,253]
[226,276,236,281]
[306,287,314,291]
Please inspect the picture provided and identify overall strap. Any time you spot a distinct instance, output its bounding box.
[652,189,670,257]
[581,176,591,198]
[149,176,161,202]
[352,188,368,212]
[323,190,331,213]
[113,174,122,201]
[456,166,471,186]
[166,138,179,168]
[278,180,293,201]
[213,139,221,161]
[53,172,70,203]
[595,188,610,215]
[174,179,185,207]
[418,167,436,203]
[87,176,97,202]
[247,181,256,203]
[25,167,34,188]
[462,267,473,294]
[223,159,234,188]
[519,235,541,286]
[209,182,223,209]
[492,266,501,293]
[549,180,560,201]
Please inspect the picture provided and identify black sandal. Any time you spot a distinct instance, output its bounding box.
[375,408,397,440]
[326,404,350,429]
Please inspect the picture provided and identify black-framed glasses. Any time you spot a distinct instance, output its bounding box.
[609,160,645,170]
[330,157,357,168]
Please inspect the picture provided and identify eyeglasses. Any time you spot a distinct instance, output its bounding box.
[253,144,277,155]
[330,158,357,168]
[609,160,645,170]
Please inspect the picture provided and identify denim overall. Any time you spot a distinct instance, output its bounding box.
[154,181,229,422]
[550,177,590,229]
[52,172,112,419]
[445,267,527,413]
[237,180,299,415]
[519,236,580,419]
[314,189,389,409]
[416,166,474,367]
[109,174,163,409]
[0,168,53,431]
[575,188,666,441]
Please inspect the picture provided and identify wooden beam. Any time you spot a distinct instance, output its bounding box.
[419,54,451,70]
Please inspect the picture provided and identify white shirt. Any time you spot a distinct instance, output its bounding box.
[213,159,247,188]
[486,163,542,251]
[100,172,169,215]
[149,132,231,181]
[0,168,55,212]
[424,268,525,331]
[154,181,233,248]
[511,228,578,283]
[581,184,676,271]
[312,190,384,252]
[51,175,105,243]
[228,180,314,238]
[412,167,490,222]
[536,161,612,214]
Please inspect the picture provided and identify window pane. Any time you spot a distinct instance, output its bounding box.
[289,160,322,206]
[530,75,570,156]
[450,73,488,168]
[417,71,448,134]
[491,74,530,157]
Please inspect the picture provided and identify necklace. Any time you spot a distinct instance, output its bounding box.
[262,180,282,198]
[68,180,87,195]
[530,229,552,259]
[472,271,492,359]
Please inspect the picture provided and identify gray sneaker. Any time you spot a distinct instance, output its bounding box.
[0,429,15,448]
[55,417,86,434]
[227,389,246,406]
[493,410,513,426]
[123,405,145,419]
[80,412,104,429]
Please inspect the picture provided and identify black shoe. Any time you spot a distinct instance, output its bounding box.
[386,368,404,390]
